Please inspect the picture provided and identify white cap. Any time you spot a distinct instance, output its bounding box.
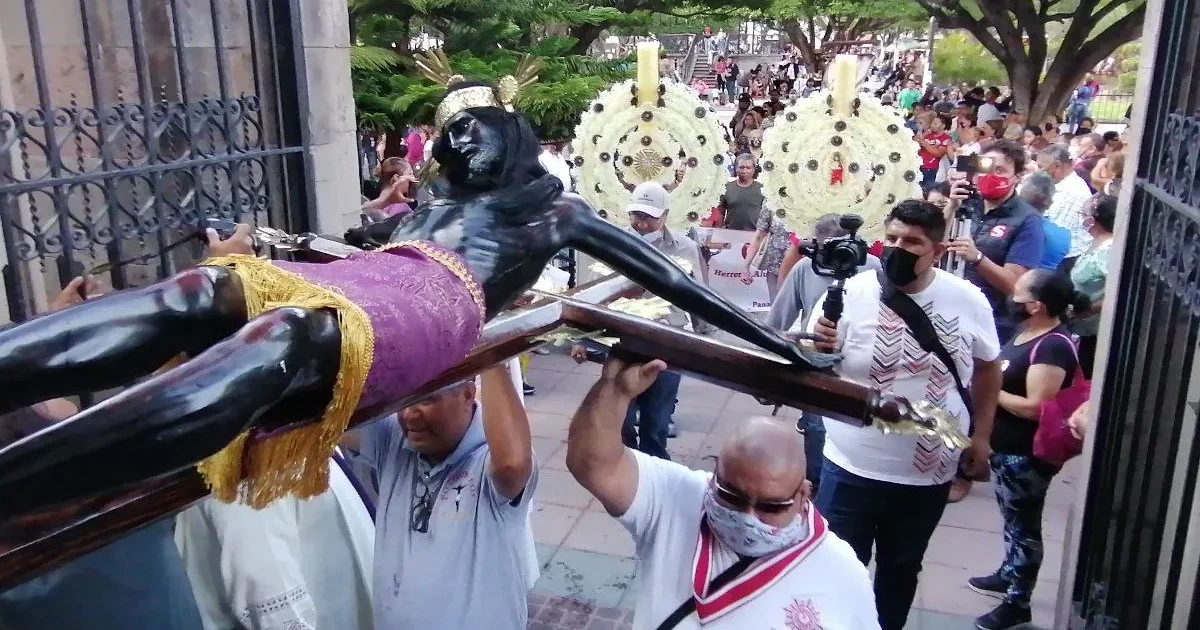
[626,181,670,218]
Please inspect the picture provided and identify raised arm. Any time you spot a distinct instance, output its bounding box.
[562,200,816,368]
[566,358,663,516]
[479,365,534,501]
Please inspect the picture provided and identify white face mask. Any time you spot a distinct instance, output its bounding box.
[703,487,809,557]
[639,226,664,243]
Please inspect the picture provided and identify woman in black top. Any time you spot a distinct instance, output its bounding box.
[970,269,1090,630]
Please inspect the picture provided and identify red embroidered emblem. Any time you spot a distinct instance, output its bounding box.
[783,597,823,630]
[989,225,1008,239]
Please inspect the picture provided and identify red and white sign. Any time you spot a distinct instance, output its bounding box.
[693,227,773,313]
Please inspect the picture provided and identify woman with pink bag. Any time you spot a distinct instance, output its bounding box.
[967,269,1092,630]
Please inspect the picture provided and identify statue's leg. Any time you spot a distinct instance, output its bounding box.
[0,306,340,515]
[0,266,247,415]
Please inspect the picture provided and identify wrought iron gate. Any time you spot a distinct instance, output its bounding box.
[0,0,311,323]
[1071,0,1200,627]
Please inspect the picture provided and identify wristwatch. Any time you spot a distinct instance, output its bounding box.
[970,250,985,264]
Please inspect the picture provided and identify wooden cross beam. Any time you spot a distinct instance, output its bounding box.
[0,271,921,590]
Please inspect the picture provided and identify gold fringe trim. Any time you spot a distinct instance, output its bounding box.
[196,255,375,509]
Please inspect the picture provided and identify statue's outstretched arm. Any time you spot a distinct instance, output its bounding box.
[562,204,817,369]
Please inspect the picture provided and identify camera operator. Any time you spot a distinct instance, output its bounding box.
[807,201,1002,630]
[945,141,1045,345]
[766,213,882,492]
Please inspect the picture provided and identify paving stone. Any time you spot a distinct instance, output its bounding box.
[535,468,594,509]
[531,503,583,546]
[528,409,573,439]
[534,548,636,607]
[563,510,636,558]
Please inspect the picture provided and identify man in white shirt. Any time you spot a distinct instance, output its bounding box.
[806,200,1002,630]
[1036,144,1094,263]
[567,360,880,630]
[538,140,573,192]
[976,87,1006,132]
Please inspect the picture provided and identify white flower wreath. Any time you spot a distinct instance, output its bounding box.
[572,80,729,229]
[759,90,923,239]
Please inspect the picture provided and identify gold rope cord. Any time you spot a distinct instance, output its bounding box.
[196,255,375,508]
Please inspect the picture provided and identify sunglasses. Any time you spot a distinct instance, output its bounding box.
[410,468,446,534]
[712,477,796,515]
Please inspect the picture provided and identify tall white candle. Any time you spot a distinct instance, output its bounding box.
[637,41,661,107]
[830,54,858,119]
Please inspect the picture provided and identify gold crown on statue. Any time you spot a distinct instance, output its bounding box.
[415,49,543,129]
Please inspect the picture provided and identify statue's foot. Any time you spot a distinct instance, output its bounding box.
[798,345,842,370]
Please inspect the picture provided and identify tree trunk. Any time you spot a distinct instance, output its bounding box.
[781,20,824,75]
[395,14,412,56]
[568,23,608,56]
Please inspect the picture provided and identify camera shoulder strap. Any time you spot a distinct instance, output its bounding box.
[876,271,974,431]
[654,556,755,630]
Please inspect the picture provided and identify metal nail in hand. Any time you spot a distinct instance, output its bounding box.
[252,226,298,251]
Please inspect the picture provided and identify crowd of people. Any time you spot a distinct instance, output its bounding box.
[1,47,1126,630]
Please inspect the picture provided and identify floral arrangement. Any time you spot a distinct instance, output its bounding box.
[759,90,923,239]
[572,80,729,230]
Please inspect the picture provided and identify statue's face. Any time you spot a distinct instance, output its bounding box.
[442,111,504,185]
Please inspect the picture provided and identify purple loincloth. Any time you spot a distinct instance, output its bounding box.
[274,246,483,408]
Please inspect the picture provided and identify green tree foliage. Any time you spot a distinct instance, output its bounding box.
[912,0,1146,121]
[931,32,1007,86]
[350,29,632,147]
[765,0,927,73]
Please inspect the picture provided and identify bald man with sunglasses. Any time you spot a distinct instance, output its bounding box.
[567,357,879,630]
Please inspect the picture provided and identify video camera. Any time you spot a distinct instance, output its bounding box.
[794,214,869,280]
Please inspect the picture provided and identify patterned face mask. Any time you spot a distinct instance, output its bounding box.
[703,487,809,557]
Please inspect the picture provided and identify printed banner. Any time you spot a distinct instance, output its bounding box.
[692,227,773,312]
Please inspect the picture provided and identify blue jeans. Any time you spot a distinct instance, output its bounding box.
[797,413,825,490]
[622,371,681,460]
[816,461,950,630]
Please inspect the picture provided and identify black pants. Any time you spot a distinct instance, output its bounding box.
[1078,334,1098,379]
[816,461,950,630]
[621,371,681,460]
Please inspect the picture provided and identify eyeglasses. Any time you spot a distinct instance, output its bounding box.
[712,477,796,515]
[410,468,446,533]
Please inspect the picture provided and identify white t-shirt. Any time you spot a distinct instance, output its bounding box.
[539,150,573,192]
[977,102,1004,125]
[807,270,1000,486]
[618,451,880,630]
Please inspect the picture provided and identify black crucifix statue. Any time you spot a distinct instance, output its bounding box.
[0,80,959,589]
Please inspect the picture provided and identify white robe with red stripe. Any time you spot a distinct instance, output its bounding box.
[619,451,880,630]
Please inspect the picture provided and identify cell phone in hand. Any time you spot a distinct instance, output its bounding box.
[204,218,239,240]
[955,155,980,178]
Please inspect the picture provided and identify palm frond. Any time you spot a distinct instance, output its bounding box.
[349,46,405,73]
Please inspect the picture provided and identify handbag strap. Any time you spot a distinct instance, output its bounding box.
[876,271,975,430]
[654,556,755,630]
[1030,332,1087,383]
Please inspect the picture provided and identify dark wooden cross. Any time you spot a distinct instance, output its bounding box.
[0,245,932,590]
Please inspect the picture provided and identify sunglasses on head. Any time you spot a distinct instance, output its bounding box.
[712,477,796,515]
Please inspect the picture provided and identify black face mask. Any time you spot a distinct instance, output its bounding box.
[881,246,922,286]
[1007,297,1033,323]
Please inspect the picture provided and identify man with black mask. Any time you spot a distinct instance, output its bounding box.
[807,200,1003,630]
